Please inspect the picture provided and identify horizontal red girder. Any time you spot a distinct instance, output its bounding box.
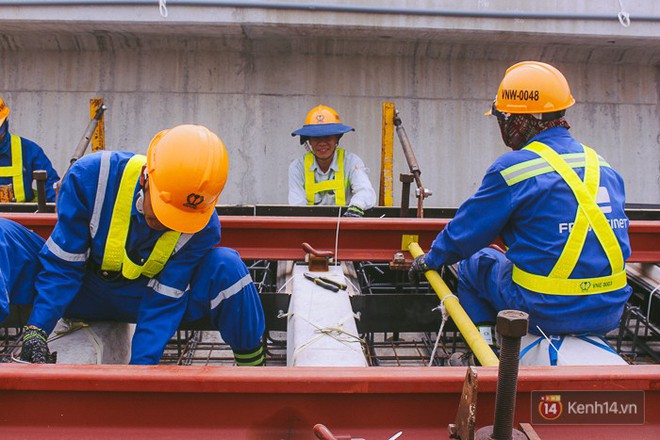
[3,213,659,262]
[0,364,657,439]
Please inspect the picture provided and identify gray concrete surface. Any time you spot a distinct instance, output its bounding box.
[0,0,658,206]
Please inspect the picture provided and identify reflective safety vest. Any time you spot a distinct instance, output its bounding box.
[100,154,181,280]
[504,142,626,296]
[304,148,347,206]
[0,134,26,202]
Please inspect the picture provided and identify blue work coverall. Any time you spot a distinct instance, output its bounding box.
[27,151,265,364]
[424,127,631,335]
[0,124,60,202]
[0,218,45,323]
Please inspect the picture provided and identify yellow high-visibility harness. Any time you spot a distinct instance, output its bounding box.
[304,148,347,206]
[510,142,626,295]
[101,154,181,279]
[0,134,26,202]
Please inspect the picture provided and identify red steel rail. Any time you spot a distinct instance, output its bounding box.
[4,213,659,262]
[0,364,657,439]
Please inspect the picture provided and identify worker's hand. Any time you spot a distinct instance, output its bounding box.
[20,325,55,364]
[343,205,364,218]
[408,254,431,284]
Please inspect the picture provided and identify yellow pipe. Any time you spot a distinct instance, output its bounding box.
[408,242,499,367]
[379,102,395,206]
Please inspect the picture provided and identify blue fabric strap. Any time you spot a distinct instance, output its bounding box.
[519,336,544,360]
[576,335,619,355]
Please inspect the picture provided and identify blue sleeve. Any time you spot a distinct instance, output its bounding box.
[29,158,97,333]
[425,166,512,269]
[130,217,221,364]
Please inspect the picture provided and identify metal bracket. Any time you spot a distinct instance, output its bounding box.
[449,366,478,440]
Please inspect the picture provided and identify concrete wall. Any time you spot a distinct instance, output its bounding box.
[0,0,658,205]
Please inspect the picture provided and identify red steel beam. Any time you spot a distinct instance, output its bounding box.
[3,213,659,262]
[0,364,657,439]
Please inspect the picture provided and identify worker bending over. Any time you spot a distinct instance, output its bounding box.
[0,97,60,202]
[409,61,631,346]
[288,105,376,217]
[20,124,265,365]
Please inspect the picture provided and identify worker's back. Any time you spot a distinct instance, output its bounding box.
[493,126,631,335]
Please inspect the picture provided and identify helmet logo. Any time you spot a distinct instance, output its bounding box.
[315,113,325,123]
[184,193,205,209]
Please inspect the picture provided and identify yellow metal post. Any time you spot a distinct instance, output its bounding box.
[408,242,500,367]
[379,102,395,206]
[89,98,105,152]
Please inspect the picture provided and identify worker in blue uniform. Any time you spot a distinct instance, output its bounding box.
[0,218,46,325]
[0,97,60,202]
[20,124,265,365]
[409,61,631,343]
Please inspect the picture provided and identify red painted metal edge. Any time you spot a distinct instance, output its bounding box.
[0,365,657,439]
[3,213,659,262]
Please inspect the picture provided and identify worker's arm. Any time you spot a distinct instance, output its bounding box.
[25,139,61,202]
[345,152,376,211]
[29,156,97,334]
[424,166,512,269]
[288,157,308,205]
[129,216,222,365]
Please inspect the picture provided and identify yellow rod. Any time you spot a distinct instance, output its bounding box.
[408,242,499,367]
[89,97,106,152]
[379,102,395,206]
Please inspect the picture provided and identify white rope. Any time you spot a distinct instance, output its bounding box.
[291,312,365,365]
[276,272,303,294]
[428,302,450,367]
[334,206,341,266]
[617,0,630,27]
[159,0,168,18]
[535,325,567,365]
[645,283,660,338]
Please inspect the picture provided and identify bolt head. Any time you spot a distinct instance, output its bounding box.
[496,310,529,337]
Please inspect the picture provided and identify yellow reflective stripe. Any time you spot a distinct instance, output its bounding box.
[0,135,26,202]
[102,155,146,272]
[501,154,610,186]
[234,346,263,359]
[549,145,600,278]
[236,356,265,366]
[525,142,624,273]
[512,266,627,295]
[120,231,180,280]
[303,148,347,206]
[101,154,181,279]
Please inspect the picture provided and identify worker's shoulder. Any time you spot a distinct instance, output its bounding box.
[70,150,135,174]
[489,150,539,173]
[15,134,44,150]
[342,149,366,165]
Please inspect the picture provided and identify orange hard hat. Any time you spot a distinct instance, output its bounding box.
[0,97,10,126]
[291,104,354,143]
[146,124,229,234]
[487,61,575,115]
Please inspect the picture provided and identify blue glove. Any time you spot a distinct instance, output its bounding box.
[408,254,431,284]
[343,205,365,217]
[20,325,56,364]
